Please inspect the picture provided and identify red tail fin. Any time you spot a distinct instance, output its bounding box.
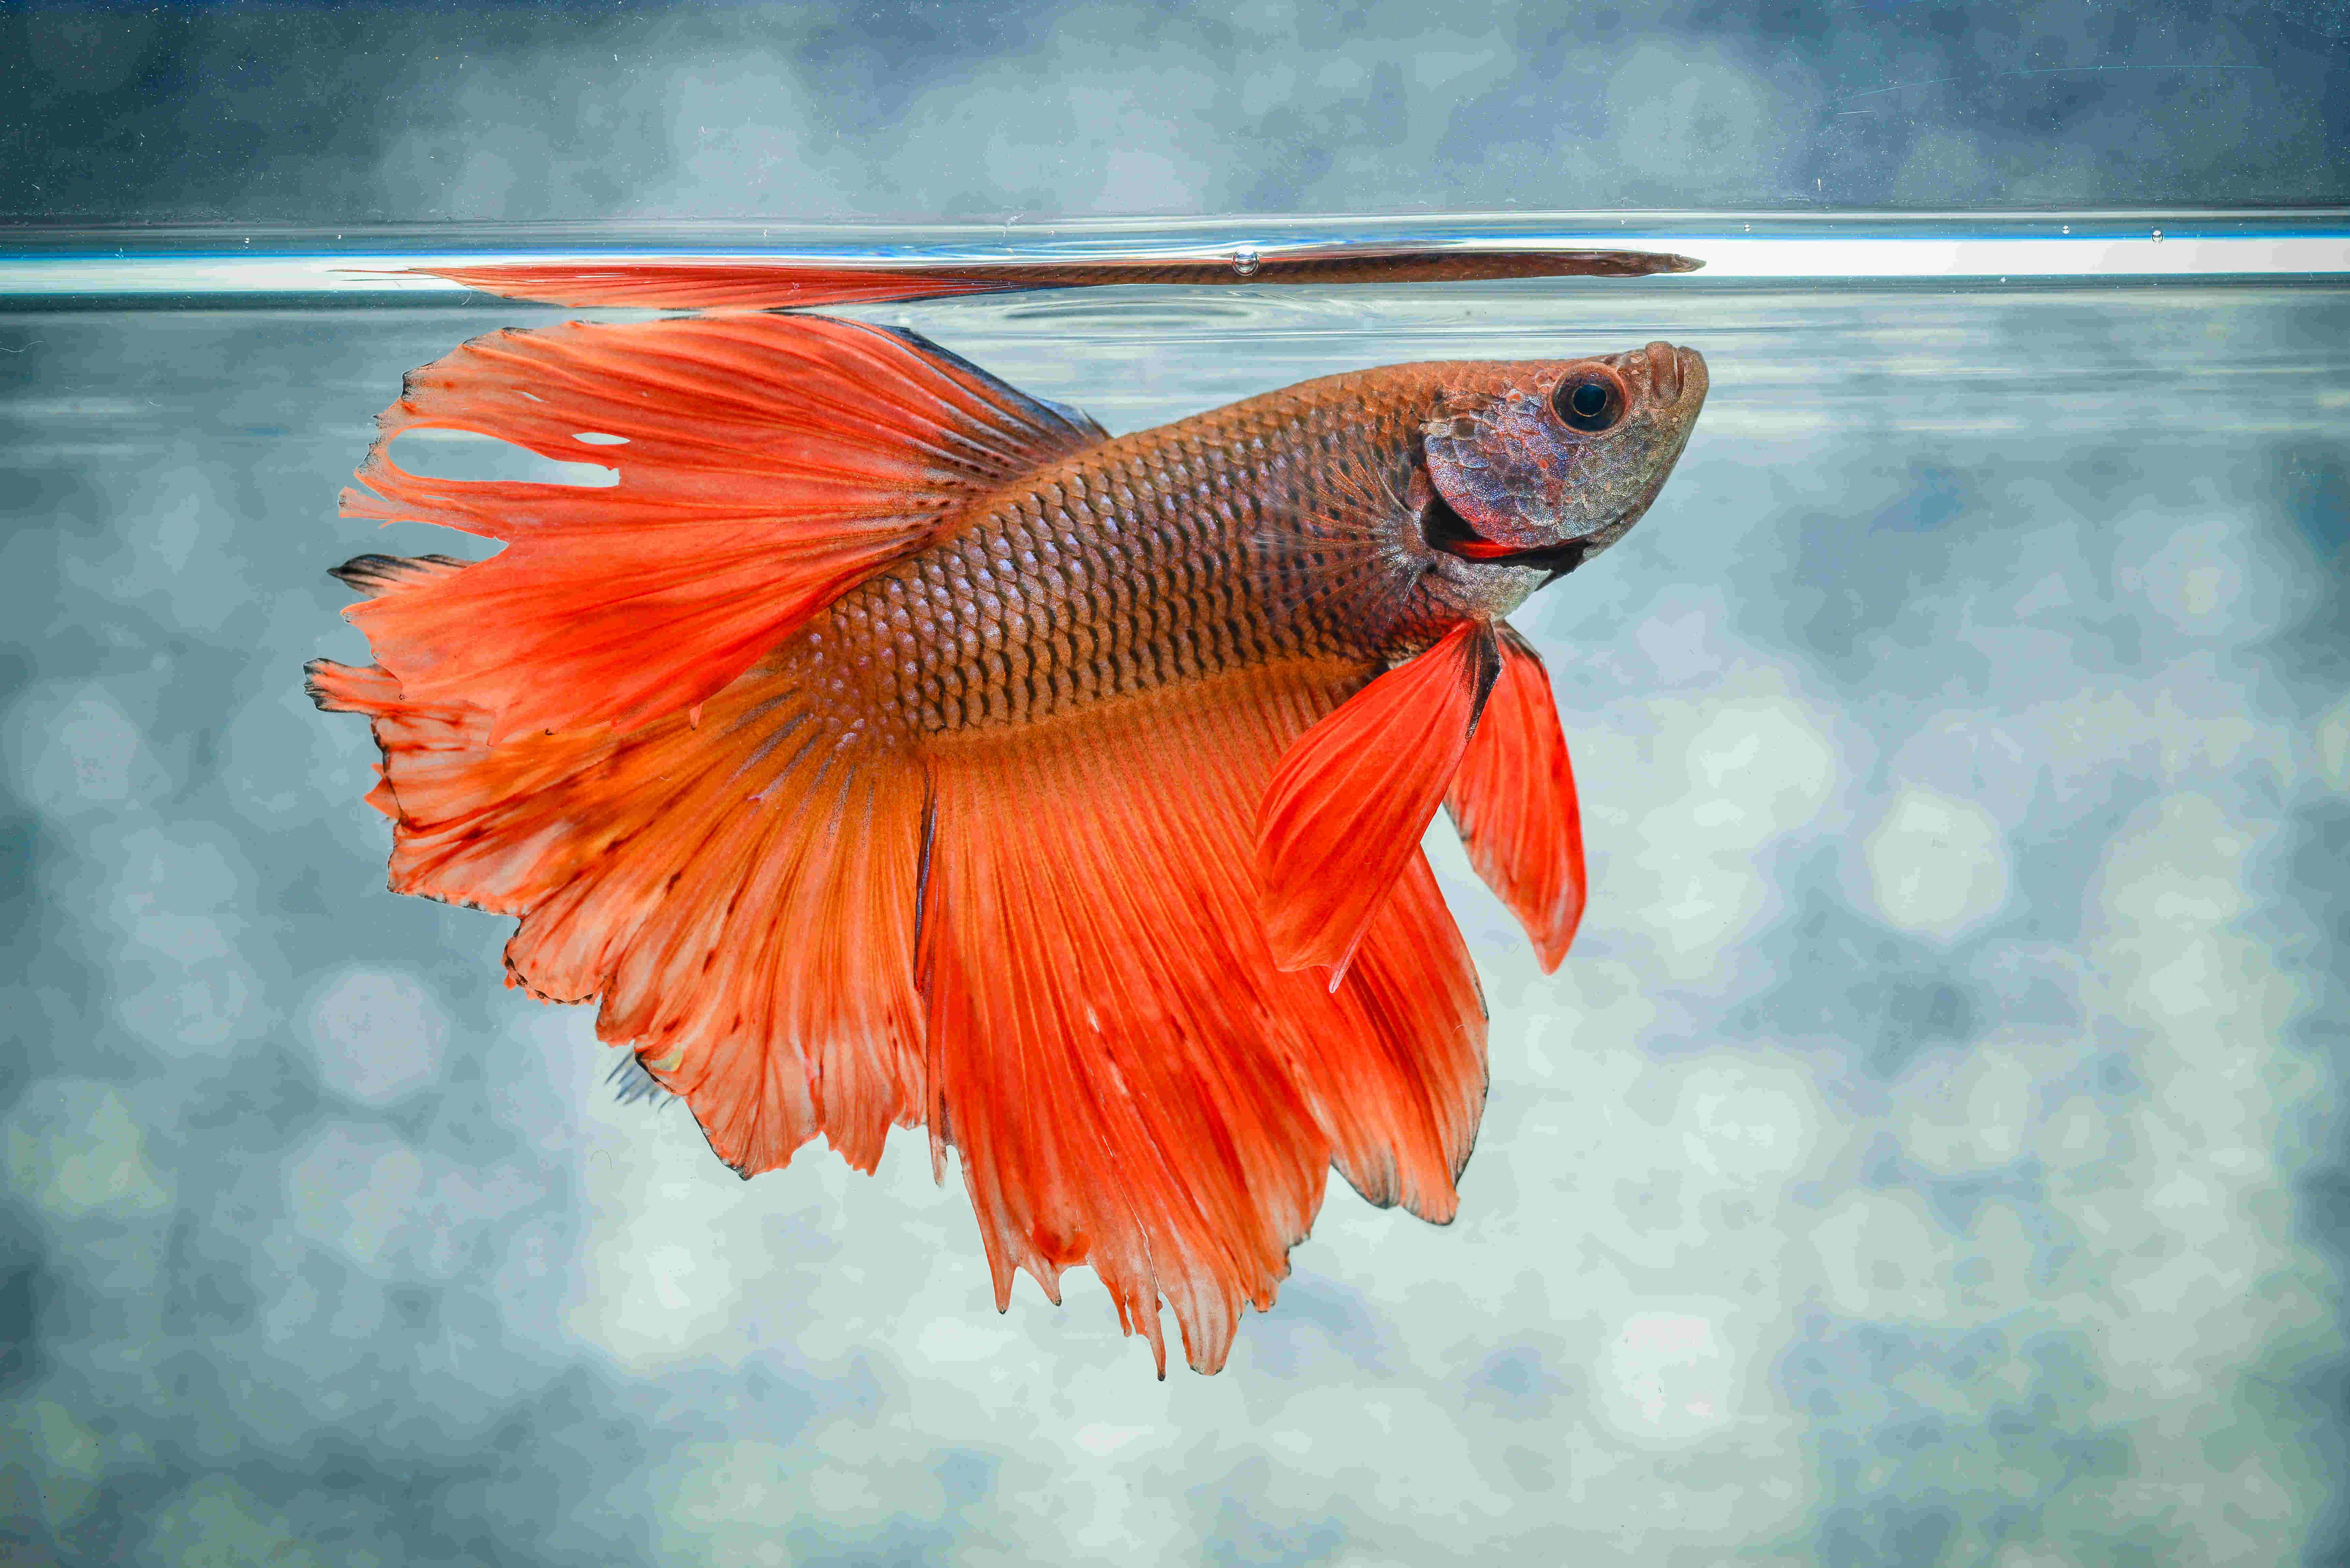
[339,315,1102,740]
[1256,621,1501,984]
[317,631,1488,1372]
[309,633,925,1177]
[1447,624,1588,971]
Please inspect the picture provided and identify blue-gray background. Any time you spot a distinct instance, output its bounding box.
[3,0,2350,218]
[5,3,2350,1567]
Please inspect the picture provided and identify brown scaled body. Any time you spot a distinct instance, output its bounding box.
[834,347,1704,741]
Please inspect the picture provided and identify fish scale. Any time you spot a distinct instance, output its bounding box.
[830,373,1443,737]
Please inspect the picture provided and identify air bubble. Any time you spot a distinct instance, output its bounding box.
[2151,229,2163,243]
[1231,246,1261,277]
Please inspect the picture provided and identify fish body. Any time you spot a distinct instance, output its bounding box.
[837,346,1703,738]
[309,273,1707,1374]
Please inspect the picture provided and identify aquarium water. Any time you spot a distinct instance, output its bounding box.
[2,216,2346,1566]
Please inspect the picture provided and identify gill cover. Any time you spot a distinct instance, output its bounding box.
[1423,341,1705,556]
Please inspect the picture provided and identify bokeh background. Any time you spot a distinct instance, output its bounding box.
[4,0,2350,220]
[4,3,2349,1567]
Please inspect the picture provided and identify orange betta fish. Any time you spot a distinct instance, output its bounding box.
[308,251,1709,1375]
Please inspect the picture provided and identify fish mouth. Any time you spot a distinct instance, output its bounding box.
[1669,344,1708,420]
[1634,341,1708,413]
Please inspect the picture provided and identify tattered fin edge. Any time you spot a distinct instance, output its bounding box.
[322,312,1106,742]
[916,659,1490,1377]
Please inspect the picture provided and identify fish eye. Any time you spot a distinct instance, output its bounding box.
[1551,374,1623,434]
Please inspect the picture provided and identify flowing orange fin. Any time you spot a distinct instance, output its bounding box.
[307,555,470,818]
[305,638,925,1177]
[1256,621,1502,984]
[919,666,1486,1375]
[1446,624,1588,973]
[338,314,1103,740]
[415,247,1701,311]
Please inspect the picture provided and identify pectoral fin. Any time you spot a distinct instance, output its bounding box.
[1256,621,1502,985]
[1446,623,1588,972]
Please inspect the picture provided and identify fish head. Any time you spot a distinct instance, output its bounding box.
[1416,341,1708,582]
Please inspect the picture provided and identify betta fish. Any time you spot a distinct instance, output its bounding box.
[307,252,1708,1375]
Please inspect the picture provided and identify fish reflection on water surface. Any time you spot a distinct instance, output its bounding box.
[306,258,1708,1374]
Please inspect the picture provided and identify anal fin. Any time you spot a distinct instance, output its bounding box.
[919,665,1486,1375]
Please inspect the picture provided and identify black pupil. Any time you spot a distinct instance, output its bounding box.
[1555,377,1619,431]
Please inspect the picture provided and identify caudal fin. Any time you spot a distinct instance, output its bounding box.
[314,623,1488,1373]
[309,636,926,1177]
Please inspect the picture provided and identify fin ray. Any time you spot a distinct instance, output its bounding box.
[920,666,1486,1375]
[339,313,1104,740]
[1256,621,1501,981]
[308,646,925,1176]
[1447,624,1588,971]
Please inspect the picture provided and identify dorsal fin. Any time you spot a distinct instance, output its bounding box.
[1446,623,1587,971]
[338,314,1104,740]
[1256,621,1502,985]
